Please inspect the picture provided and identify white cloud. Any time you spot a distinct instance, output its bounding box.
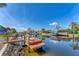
[16,27,27,32]
[49,22,59,26]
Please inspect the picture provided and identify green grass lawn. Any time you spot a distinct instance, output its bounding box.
[0,35,8,39]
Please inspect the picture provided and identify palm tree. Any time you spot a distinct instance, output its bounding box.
[71,22,78,47]
[71,22,78,38]
[0,3,7,7]
[49,22,61,35]
[0,3,8,42]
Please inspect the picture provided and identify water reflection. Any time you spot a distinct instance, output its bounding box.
[41,38,79,56]
[20,35,79,56]
[72,39,79,50]
[34,47,46,56]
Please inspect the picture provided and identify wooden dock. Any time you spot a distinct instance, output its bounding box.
[0,39,25,44]
[0,38,45,50]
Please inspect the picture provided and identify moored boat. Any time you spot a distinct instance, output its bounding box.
[25,38,45,50]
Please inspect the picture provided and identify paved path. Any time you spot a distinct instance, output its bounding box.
[0,39,6,51]
[0,44,4,50]
[0,39,8,56]
[0,44,8,56]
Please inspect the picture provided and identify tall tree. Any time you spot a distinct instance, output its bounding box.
[11,28,16,33]
[41,28,46,33]
[0,3,7,7]
[71,22,78,34]
[70,22,79,46]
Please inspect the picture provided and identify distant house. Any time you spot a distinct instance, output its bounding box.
[58,29,68,35]
[0,25,7,35]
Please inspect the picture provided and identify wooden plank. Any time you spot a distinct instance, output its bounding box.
[0,39,25,44]
[29,43,45,50]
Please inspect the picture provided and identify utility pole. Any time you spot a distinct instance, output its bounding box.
[72,23,75,41]
[72,23,76,47]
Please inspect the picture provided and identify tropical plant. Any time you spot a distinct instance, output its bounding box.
[11,28,17,33]
[0,3,7,7]
[70,22,79,34]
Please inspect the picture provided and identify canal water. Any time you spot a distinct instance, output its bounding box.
[42,38,79,56]
[23,37,79,56]
[16,35,79,56]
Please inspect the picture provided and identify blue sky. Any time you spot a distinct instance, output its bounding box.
[0,3,79,31]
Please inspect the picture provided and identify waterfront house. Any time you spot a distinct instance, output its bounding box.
[0,25,7,35]
[58,29,68,35]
